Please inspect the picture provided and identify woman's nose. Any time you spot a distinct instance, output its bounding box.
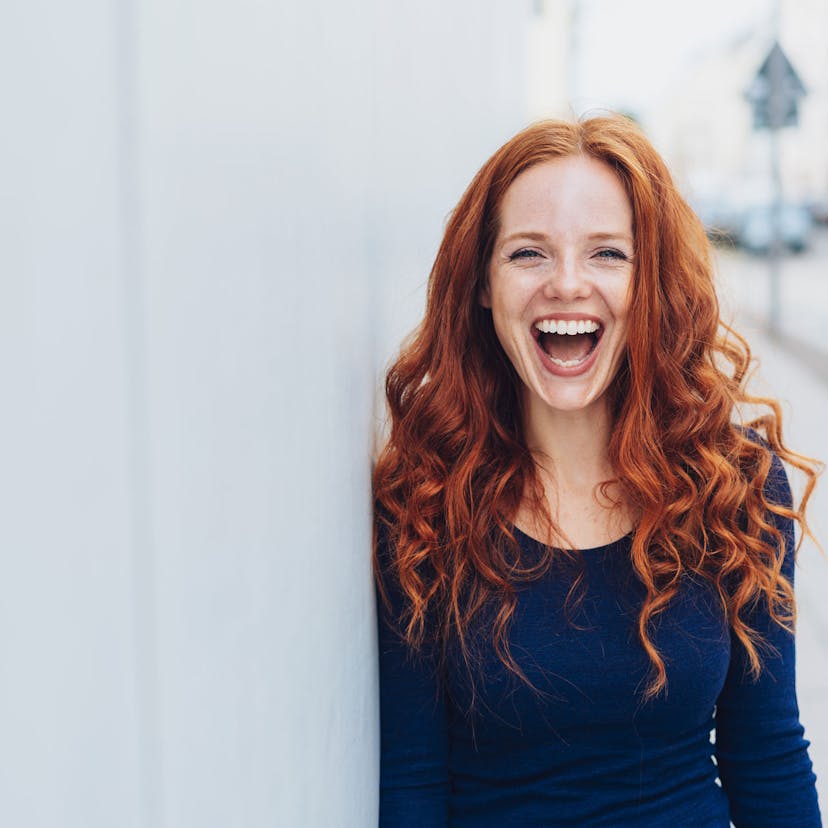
[542,254,591,301]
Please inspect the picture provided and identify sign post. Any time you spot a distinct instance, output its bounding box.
[744,41,806,336]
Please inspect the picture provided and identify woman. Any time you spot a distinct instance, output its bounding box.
[373,115,822,826]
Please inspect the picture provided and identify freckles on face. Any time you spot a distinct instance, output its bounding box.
[482,154,634,419]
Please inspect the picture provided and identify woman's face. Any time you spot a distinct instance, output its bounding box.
[482,154,634,421]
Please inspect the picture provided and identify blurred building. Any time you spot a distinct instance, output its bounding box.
[645,0,828,209]
[526,0,577,119]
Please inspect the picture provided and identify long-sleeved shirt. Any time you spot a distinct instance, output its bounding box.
[377,453,821,826]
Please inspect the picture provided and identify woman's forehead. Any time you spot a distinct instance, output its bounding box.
[496,156,633,240]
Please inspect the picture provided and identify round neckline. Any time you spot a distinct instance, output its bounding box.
[510,523,633,554]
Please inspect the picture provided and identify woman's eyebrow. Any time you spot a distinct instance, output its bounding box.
[499,231,548,245]
[587,232,634,244]
[499,230,633,245]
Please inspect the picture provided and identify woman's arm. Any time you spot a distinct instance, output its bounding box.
[376,529,450,826]
[714,453,821,827]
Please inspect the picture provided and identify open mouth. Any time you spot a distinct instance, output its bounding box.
[533,318,603,368]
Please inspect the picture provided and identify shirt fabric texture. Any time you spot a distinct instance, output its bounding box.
[376,452,821,826]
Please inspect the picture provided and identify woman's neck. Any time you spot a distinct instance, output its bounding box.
[518,396,632,549]
[522,397,614,490]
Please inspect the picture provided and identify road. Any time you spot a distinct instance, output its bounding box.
[716,233,828,812]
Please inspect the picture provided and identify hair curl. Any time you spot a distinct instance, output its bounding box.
[373,115,820,700]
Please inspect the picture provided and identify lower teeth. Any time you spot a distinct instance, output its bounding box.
[548,355,587,368]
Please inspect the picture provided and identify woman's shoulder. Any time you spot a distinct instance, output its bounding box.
[735,424,792,508]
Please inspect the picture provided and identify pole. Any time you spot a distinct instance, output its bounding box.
[767,3,783,337]
[768,109,782,337]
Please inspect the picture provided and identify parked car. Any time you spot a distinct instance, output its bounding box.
[736,203,813,254]
[807,197,828,225]
[689,198,741,246]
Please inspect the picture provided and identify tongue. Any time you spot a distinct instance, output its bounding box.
[541,333,594,362]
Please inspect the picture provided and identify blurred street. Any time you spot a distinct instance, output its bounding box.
[717,235,828,809]
[719,226,828,357]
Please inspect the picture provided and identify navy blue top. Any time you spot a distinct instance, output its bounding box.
[377,455,821,826]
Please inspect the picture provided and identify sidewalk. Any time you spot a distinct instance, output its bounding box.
[717,303,828,809]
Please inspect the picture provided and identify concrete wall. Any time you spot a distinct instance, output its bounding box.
[0,1,527,825]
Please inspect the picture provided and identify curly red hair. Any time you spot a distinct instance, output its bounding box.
[373,115,820,699]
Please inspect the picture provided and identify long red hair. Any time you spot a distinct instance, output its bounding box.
[373,115,820,699]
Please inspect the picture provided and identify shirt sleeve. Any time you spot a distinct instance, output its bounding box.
[714,452,822,827]
[375,525,450,826]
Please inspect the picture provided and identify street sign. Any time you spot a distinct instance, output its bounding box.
[744,41,806,130]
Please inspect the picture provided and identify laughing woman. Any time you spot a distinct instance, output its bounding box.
[373,115,822,827]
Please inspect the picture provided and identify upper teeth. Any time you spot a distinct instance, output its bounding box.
[534,319,599,335]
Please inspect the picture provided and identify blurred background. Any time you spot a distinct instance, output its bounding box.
[2,0,827,825]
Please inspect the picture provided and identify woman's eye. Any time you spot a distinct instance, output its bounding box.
[509,249,542,261]
[595,248,628,261]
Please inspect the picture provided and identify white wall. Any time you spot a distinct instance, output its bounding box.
[0,1,143,825]
[0,1,527,826]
